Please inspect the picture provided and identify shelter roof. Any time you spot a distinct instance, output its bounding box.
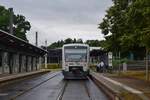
[0,29,47,55]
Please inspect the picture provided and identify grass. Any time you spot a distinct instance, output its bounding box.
[120,92,143,100]
[48,68,61,71]
[111,71,150,81]
[41,63,62,72]
[42,63,61,69]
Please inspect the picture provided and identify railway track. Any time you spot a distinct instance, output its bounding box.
[83,78,92,100]
[56,80,91,100]
[56,77,108,100]
[56,80,68,100]
[0,72,108,100]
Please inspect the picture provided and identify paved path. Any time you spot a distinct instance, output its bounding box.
[0,72,59,100]
[92,72,149,100]
[0,70,49,83]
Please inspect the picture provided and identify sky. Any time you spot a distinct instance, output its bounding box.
[0,0,112,46]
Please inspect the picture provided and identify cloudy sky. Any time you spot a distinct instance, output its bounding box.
[0,0,112,46]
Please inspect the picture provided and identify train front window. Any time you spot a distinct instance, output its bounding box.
[65,49,87,62]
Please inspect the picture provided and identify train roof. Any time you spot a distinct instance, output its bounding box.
[63,43,89,47]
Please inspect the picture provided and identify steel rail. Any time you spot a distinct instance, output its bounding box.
[56,80,68,100]
[83,77,94,100]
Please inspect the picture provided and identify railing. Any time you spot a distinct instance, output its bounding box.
[113,60,150,71]
[126,60,147,70]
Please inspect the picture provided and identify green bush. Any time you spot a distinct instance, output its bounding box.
[112,58,128,69]
[42,63,61,69]
[89,64,96,71]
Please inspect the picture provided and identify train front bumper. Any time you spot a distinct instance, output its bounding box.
[62,70,89,79]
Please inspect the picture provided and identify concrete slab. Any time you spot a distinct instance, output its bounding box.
[0,70,50,83]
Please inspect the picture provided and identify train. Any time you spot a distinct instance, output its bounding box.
[62,44,90,79]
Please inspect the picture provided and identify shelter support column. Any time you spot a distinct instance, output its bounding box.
[19,54,22,73]
[22,55,26,72]
[37,56,42,70]
[0,51,3,74]
[27,56,32,72]
[33,57,36,71]
[45,54,47,69]
[31,57,33,71]
[36,57,39,70]
[13,53,19,73]
[2,52,9,74]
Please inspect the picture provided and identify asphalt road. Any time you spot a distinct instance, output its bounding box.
[0,72,108,100]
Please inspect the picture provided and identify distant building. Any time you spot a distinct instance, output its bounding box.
[47,47,108,67]
[47,48,62,64]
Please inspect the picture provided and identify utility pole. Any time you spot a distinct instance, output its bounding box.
[35,32,38,46]
[45,40,48,69]
[9,8,14,35]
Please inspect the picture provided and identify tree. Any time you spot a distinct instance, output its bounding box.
[99,0,130,53]
[126,0,150,80]
[48,38,107,49]
[0,6,10,32]
[14,15,31,41]
[85,40,104,47]
[0,5,31,41]
[48,38,74,49]
[64,38,73,44]
[76,38,83,43]
[99,0,150,79]
[73,38,77,43]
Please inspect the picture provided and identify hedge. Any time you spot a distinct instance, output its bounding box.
[42,63,61,69]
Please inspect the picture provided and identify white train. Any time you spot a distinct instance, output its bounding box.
[62,44,90,79]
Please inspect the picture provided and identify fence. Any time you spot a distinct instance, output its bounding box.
[112,60,149,71]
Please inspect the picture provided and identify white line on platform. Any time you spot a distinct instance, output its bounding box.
[0,93,8,96]
[102,76,142,94]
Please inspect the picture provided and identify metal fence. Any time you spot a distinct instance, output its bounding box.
[113,60,149,71]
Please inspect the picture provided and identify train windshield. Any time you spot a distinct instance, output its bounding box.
[65,49,87,62]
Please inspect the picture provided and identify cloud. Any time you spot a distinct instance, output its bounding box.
[0,0,112,46]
